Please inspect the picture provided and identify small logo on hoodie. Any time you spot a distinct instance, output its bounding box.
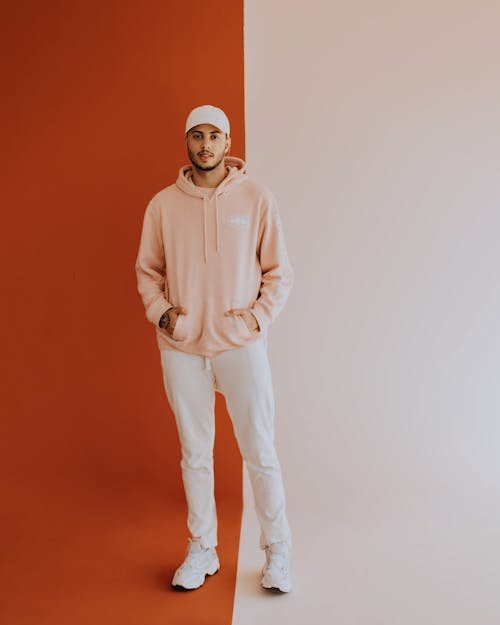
[227,215,249,228]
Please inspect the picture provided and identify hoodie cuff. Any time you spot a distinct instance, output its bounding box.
[146,297,173,327]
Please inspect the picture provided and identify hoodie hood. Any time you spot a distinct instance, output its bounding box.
[175,156,247,197]
[175,156,248,262]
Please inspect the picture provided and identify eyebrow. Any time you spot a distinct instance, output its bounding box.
[189,129,222,134]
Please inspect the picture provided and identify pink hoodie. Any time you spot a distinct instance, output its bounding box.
[135,156,293,358]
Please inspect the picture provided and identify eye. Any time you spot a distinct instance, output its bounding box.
[211,134,218,140]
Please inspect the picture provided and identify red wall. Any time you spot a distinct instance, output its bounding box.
[0,1,245,499]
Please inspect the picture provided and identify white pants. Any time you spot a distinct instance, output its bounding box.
[160,337,291,550]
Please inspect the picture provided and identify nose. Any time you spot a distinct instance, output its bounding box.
[200,137,212,151]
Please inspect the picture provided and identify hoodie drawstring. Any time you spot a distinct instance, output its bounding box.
[215,195,220,254]
[202,196,208,263]
[202,193,222,263]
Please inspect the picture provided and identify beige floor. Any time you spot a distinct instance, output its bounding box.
[232,469,500,625]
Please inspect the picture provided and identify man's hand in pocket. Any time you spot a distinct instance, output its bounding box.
[225,308,260,332]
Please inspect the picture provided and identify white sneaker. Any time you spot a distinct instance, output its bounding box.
[171,538,220,590]
[260,541,292,593]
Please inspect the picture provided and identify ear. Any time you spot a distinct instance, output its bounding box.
[225,135,232,154]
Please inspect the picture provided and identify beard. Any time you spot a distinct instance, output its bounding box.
[188,148,226,172]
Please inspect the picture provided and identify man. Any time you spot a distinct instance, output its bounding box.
[135,105,293,593]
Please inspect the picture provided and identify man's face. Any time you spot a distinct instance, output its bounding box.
[186,124,231,172]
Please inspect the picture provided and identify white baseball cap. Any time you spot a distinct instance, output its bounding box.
[185,105,230,135]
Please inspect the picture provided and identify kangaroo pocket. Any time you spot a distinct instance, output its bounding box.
[226,313,253,341]
[176,310,207,343]
[200,310,254,351]
[162,306,256,354]
[171,313,187,341]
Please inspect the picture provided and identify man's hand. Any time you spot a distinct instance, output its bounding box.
[160,306,187,337]
[225,308,260,332]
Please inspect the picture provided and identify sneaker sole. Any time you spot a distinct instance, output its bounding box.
[261,583,291,594]
[171,567,220,591]
[263,586,287,593]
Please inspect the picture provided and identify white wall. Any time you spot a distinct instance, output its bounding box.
[236,3,500,621]
[245,0,500,506]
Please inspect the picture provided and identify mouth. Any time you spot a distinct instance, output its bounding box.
[198,152,213,162]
